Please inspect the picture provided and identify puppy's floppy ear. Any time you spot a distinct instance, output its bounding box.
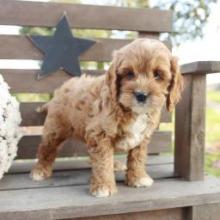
[166,57,184,112]
[106,51,122,103]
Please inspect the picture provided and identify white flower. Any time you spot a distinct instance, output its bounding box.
[0,74,22,179]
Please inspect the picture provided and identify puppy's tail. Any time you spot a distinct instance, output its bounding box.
[36,103,49,114]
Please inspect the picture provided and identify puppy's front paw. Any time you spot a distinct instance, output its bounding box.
[30,165,52,181]
[127,175,154,188]
[90,184,117,197]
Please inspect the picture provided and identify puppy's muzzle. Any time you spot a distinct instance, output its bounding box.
[134,91,148,103]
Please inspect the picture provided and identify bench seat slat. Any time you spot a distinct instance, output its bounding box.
[0,176,219,219]
[9,155,174,173]
[17,131,172,159]
[1,163,174,191]
[0,1,172,32]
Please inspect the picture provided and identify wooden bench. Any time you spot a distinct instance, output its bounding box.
[1,1,220,219]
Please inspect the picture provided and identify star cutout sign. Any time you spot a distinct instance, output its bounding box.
[30,15,96,79]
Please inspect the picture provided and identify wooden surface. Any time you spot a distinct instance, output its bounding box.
[20,102,171,126]
[181,61,220,75]
[62,208,184,220]
[1,62,165,92]
[9,155,174,173]
[0,0,172,32]
[1,70,102,93]
[0,36,131,61]
[0,176,220,220]
[20,102,46,126]
[1,163,174,190]
[0,36,170,61]
[175,75,206,180]
[17,131,172,159]
[186,203,220,220]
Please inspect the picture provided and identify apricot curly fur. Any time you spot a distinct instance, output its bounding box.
[31,38,183,197]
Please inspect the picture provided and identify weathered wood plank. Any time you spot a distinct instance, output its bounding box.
[20,102,171,126]
[1,164,174,191]
[138,32,160,39]
[0,1,172,32]
[2,70,103,93]
[0,36,131,61]
[185,203,220,220]
[0,36,171,61]
[9,155,174,173]
[71,208,183,220]
[17,131,172,159]
[0,209,184,220]
[0,176,220,220]
[138,31,159,38]
[20,102,45,126]
[181,61,220,75]
[175,75,206,180]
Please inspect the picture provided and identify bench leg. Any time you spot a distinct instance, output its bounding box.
[185,204,220,220]
[175,74,206,180]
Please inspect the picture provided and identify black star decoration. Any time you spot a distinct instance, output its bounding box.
[30,15,96,79]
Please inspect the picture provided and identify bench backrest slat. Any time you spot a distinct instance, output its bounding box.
[17,131,172,159]
[0,1,172,32]
[0,36,133,61]
[19,103,171,127]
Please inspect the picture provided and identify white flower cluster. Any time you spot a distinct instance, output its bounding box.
[0,74,22,179]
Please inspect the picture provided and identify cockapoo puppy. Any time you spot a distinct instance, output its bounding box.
[31,38,183,197]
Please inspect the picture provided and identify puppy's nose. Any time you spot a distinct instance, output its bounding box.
[134,92,147,103]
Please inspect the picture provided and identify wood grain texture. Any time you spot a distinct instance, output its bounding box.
[20,102,46,126]
[181,61,220,75]
[0,36,171,61]
[186,203,220,220]
[1,69,103,93]
[0,1,172,32]
[20,102,171,126]
[0,36,131,61]
[138,32,160,39]
[0,176,220,220]
[9,155,174,173]
[1,164,174,190]
[175,75,206,180]
[63,208,184,220]
[17,131,172,159]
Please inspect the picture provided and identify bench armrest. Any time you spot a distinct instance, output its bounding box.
[181,61,220,75]
[174,61,217,181]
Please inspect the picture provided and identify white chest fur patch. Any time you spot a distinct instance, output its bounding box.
[115,114,148,151]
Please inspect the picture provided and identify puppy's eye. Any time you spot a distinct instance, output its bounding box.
[126,71,135,80]
[153,70,162,80]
